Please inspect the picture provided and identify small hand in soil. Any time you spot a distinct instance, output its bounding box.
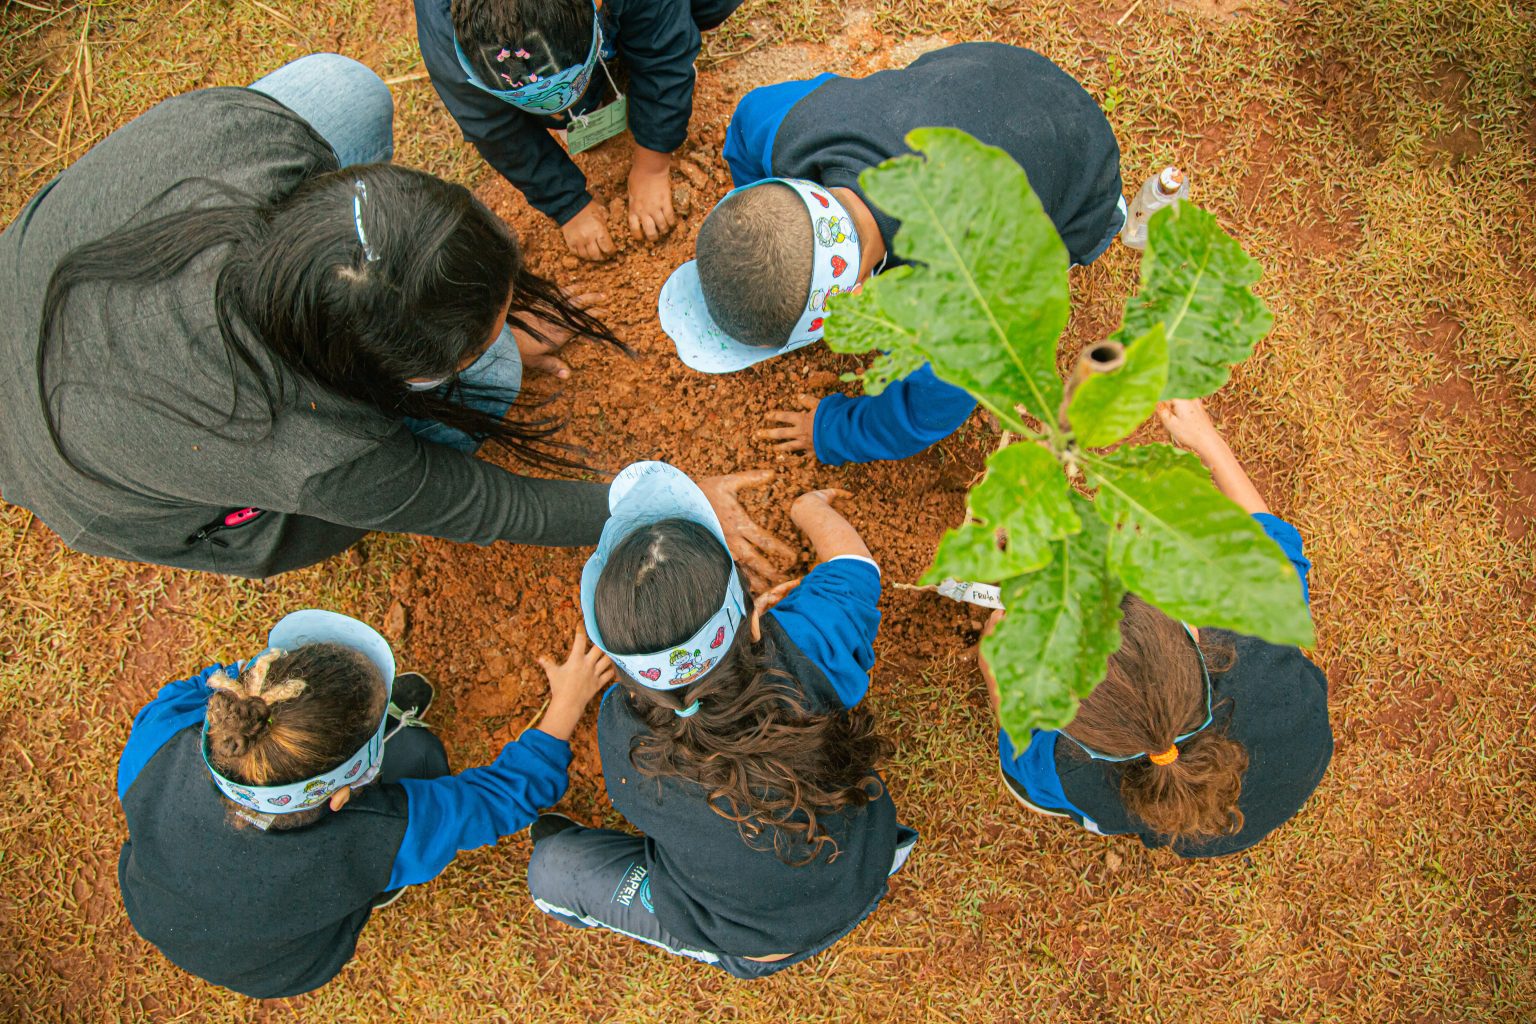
[1156,397,1221,452]
[561,199,617,261]
[697,470,796,589]
[628,146,677,242]
[513,291,609,380]
[757,394,821,454]
[534,629,617,742]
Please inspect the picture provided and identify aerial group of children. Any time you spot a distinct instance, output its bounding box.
[31,0,1331,999]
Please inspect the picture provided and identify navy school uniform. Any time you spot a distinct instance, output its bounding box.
[720,43,1125,466]
[414,0,743,225]
[527,557,913,976]
[1000,514,1333,858]
[116,669,571,997]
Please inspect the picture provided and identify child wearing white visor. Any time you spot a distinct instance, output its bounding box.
[115,610,612,998]
[658,43,1125,465]
[526,462,917,977]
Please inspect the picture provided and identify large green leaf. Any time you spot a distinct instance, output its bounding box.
[1085,444,1315,646]
[824,127,1070,425]
[824,268,923,397]
[983,495,1127,744]
[1119,204,1274,400]
[923,441,1079,584]
[1066,324,1170,448]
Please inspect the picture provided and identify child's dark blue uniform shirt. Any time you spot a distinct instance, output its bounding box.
[1000,514,1332,858]
[415,0,741,225]
[116,670,571,997]
[721,43,1124,466]
[598,557,902,956]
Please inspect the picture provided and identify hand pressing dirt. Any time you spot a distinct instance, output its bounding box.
[561,199,616,261]
[627,146,677,242]
[696,470,796,589]
[757,394,821,454]
[513,290,609,380]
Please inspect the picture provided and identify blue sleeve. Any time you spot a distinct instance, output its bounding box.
[997,727,1099,826]
[388,728,573,889]
[723,73,837,186]
[413,0,590,223]
[812,363,977,466]
[1253,512,1311,605]
[768,557,881,708]
[118,663,235,800]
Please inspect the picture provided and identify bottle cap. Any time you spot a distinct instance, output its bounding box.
[1157,167,1185,194]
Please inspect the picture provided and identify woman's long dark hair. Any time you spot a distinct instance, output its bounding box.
[1064,594,1248,845]
[595,519,894,866]
[37,163,625,473]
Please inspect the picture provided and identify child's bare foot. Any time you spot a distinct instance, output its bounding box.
[757,394,820,454]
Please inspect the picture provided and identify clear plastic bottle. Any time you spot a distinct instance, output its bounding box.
[1120,166,1190,250]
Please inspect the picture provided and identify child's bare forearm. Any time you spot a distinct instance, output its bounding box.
[790,493,873,563]
[1192,435,1270,515]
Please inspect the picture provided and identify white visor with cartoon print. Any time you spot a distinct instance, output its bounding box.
[659,178,862,374]
[580,462,744,689]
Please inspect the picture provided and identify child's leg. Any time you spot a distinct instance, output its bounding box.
[1073,196,1128,268]
[401,326,523,453]
[248,53,394,167]
[378,726,450,784]
[526,825,726,966]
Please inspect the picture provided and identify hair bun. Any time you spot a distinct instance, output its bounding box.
[208,690,272,758]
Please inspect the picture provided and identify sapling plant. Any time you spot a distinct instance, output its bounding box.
[824,128,1314,745]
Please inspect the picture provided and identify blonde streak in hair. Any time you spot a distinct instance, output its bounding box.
[525,31,561,76]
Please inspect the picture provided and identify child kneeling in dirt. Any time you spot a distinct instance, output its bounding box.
[116,610,612,998]
[525,462,916,976]
[416,0,744,260]
[657,42,1124,465]
[981,400,1332,858]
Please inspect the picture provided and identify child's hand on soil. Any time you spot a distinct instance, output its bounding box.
[512,290,609,380]
[697,470,796,590]
[534,630,617,742]
[757,395,820,454]
[1157,398,1224,454]
[627,147,676,242]
[562,200,617,261]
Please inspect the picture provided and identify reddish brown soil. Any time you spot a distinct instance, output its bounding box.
[377,74,1005,779]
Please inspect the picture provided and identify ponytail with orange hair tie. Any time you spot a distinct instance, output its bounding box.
[1148,743,1180,766]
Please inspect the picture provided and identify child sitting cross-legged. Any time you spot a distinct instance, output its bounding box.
[981,400,1333,858]
[657,42,1125,465]
[525,461,917,977]
[116,610,612,998]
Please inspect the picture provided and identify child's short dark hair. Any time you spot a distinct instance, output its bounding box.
[451,0,593,78]
[696,184,813,348]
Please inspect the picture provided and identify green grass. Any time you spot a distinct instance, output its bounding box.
[2,0,1535,1021]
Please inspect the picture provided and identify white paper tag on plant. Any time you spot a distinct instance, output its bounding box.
[568,94,628,154]
[935,579,1003,609]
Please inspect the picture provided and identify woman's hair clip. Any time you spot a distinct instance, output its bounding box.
[352,180,380,263]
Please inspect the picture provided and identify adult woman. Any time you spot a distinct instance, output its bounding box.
[0,54,787,578]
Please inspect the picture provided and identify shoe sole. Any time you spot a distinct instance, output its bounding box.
[999,763,1070,819]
